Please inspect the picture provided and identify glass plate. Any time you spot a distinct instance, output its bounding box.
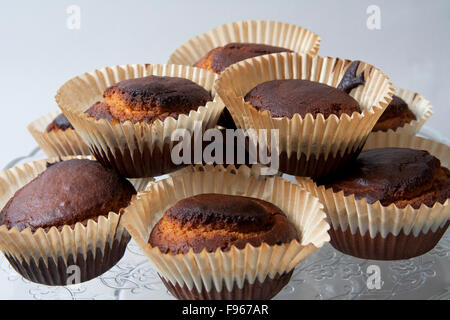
[1,127,448,300]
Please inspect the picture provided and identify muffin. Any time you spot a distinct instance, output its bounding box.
[168,20,321,129]
[298,132,450,260]
[46,113,74,132]
[372,88,433,134]
[149,194,298,254]
[56,64,224,178]
[123,164,330,300]
[244,79,361,119]
[194,43,293,74]
[319,148,450,209]
[28,110,91,157]
[0,157,143,285]
[372,95,416,132]
[84,75,212,124]
[195,43,292,129]
[215,53,394,178]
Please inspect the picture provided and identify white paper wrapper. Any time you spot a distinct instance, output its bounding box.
[27,110,91,157]
[0,156,152,285]
[55,64,225,178]
[122,164,330,299]
[214,52,395,178]
[297,132,449,260]
[168,20,321,67]
[373,87,433,134]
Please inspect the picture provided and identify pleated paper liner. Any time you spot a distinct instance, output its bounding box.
[167,20,321,67]
[122,164,330,300]
[214,52,395,178]
[373,87,433,135]
[0,156,153,286]
[55,64,225,178]
[297,132,449,260]
[27,110,91,157]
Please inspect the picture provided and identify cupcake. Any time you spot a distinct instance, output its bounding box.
[122,164,330,300]
[372,88,433,134]
[0,156,151,285]
[46,113,74,132]
[168,20,321,129]
[215,52,394,178]
[194,43,293,74]
[298,132,450,260]
[28,110,91,157]
[168,20,320,67]
[55,64,224,178]
[195,43,293,129]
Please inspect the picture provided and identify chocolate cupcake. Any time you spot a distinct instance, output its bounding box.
[298,132,450,260]
[215,53,394,178]
[150,193,298,299]
[28,110,91,157]
[0,157,151,285]
[195,43,292,129]
[56,64,224,178]
[244,79,361,119]
[168,20,321,130]
[194,43,292,74]
[85,75,212,124]
[372,88,433,135]
[123,164,330,300]
[46,113,74,132]
[372,95,416,132]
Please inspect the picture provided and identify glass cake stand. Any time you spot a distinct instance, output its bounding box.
[0,127,448,300]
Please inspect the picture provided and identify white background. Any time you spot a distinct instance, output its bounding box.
[0,0,449,168]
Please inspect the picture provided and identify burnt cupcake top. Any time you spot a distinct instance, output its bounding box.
[85,75,212,124]
[319,148,450,209]
[0,159,136,232]
[244,79,361,119]
[373,95,417,131]
[149,193,299,254]
[46,113,74,132]
[194,43,292,74]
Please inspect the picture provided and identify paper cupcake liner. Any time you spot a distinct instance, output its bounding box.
[167,20,321,67]
[122,164,330,300]
[373,87,433,134]
[214,52,394,178]
[297,132,450,260]
[0,156,152,285]
[27,110,91,157]
[55,64,225,178]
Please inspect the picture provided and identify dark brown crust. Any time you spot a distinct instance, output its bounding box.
[244,79,361,119]
[149,194,298,254]
[4,231,130,285]
[85,102,115,122]
[160,270,293,300]
[194,43,292,74]
[373,95,417,132]
[46,114,74,132]
[91,75,212,124]
[329,222,449,260]
[0,159,136,232]
[320,148,450,209]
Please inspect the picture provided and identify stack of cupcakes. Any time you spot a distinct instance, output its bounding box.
[0,20,447,300]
